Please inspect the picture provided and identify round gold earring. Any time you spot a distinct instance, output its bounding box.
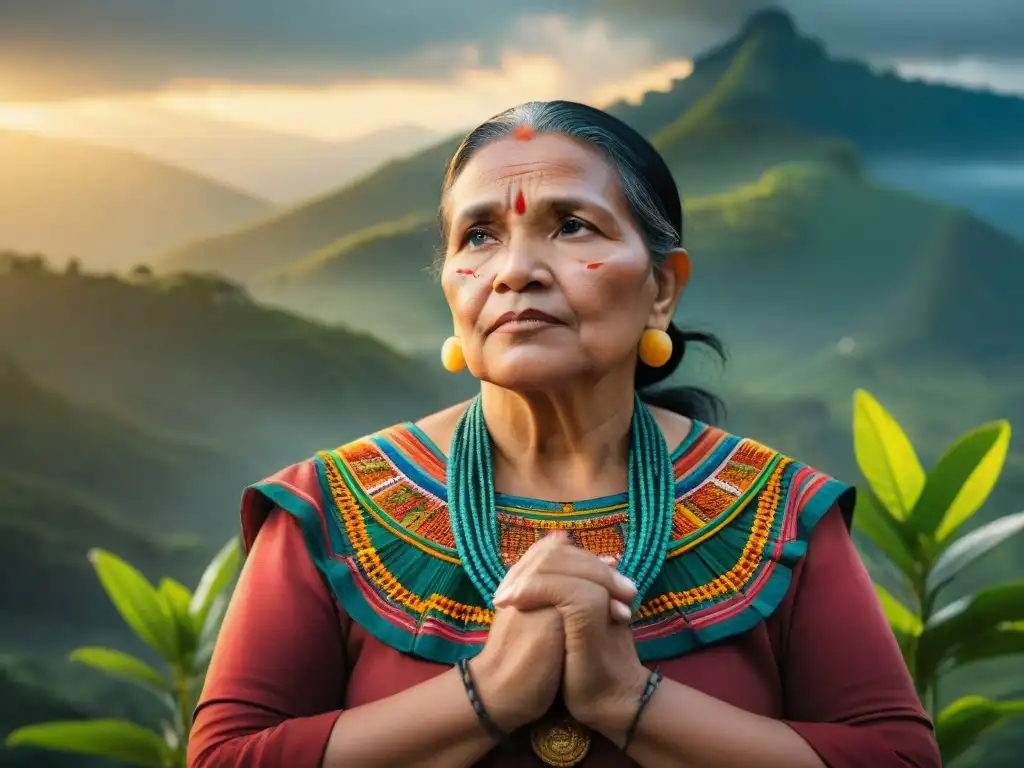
[441,336,467,373]
[638,328,672,368]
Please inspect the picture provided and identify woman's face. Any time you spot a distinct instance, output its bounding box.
[441,132,682,390]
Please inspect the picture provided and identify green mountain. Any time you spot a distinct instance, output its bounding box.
[0,130,272,272]
[609,9,1024,159]
[265,213,448,349]
[154,8,1024,284]
[879,215,1024,365]
[0,351,214,637]
[0,260,443,464]
[158,138,462,282]
[0,350,227,531]
[0,466,190,645]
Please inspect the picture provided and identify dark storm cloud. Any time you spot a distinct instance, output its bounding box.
[2,0,1023,100]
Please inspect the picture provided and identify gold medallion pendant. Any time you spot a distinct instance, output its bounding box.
[529,715,592,767]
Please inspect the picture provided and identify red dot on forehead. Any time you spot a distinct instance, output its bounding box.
[513,125,535,141]
[514,190,526,215]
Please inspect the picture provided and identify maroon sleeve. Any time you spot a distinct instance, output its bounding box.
[187,508,347,768]
[777,507,941,768]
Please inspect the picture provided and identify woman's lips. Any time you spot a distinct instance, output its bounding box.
[490,309,565,334]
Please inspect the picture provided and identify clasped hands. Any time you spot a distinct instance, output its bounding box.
[469,531,651,746]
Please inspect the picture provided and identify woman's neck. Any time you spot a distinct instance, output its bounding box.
[479,375,636,501]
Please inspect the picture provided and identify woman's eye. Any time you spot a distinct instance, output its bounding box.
[466,229,492,248]
[559,217,589,236]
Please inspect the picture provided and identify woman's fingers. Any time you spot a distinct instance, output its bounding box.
[610,600,633,623]
[496,573,634,630]
[492,534,636,628]
[599,555,634,621]
[497,588,632,623]
[543,546,636,604]
[497,573,603,615]
[493,530,569,601]
[495,542,636,606]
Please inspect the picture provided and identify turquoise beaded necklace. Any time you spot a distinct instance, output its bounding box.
[447,393,676,610]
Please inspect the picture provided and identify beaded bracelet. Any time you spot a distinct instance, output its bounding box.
[621,666,663,754]
[456,658,513,749]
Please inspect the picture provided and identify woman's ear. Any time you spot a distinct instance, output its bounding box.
[667,248,692,292]
[648,248,691,328]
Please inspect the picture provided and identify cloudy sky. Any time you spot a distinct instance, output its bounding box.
[2,0,1022,183]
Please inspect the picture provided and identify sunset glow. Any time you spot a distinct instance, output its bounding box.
[0,104,52,132]
[150,54,694,141]
[0,13,695,147]
[0,54,694,146]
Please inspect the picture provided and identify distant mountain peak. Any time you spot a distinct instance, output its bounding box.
[704,5,827,81]
[740,7,799,40]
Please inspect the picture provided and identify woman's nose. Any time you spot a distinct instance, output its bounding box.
[491,234,552,294]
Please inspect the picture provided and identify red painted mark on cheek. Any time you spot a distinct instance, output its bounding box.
[514,190,527,215]
[585,262,603,270]
[455,268,478,278]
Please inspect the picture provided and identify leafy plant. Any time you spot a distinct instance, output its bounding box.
[852,389,1024,764]
[4,539,242,767]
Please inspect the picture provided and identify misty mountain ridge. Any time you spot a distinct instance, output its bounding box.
[611,8,1024,159]
[0,264,444,460]
[77,113,445,204]
[0,130,275,272]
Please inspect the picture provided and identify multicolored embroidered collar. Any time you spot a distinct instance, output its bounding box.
[245,420,853,664]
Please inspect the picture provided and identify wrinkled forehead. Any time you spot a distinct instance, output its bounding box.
[444,134,623,224]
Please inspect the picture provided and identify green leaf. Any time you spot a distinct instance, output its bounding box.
[159,577,193,610]
[4,719,173,767]
[852,390,925,521]
[69,647,170,693]
[853,489,919,582]
[88,549,178,661]
[927,511,1024,596]
[874,584,922,655]
[945,622,1024,672]
[190,537,242,627]
[195,592,230,669]
[159,577,198,658]
[911,421,1011,541]
[935,696,1024,764]
[919,583,1024,681]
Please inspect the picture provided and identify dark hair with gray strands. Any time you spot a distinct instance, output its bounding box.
[437,100,726,424]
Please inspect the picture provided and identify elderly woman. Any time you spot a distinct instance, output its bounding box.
[188,101,940,768]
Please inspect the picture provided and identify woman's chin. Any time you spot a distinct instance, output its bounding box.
[479,350,590,392]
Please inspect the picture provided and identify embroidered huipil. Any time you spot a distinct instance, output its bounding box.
[188,421,939,767]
